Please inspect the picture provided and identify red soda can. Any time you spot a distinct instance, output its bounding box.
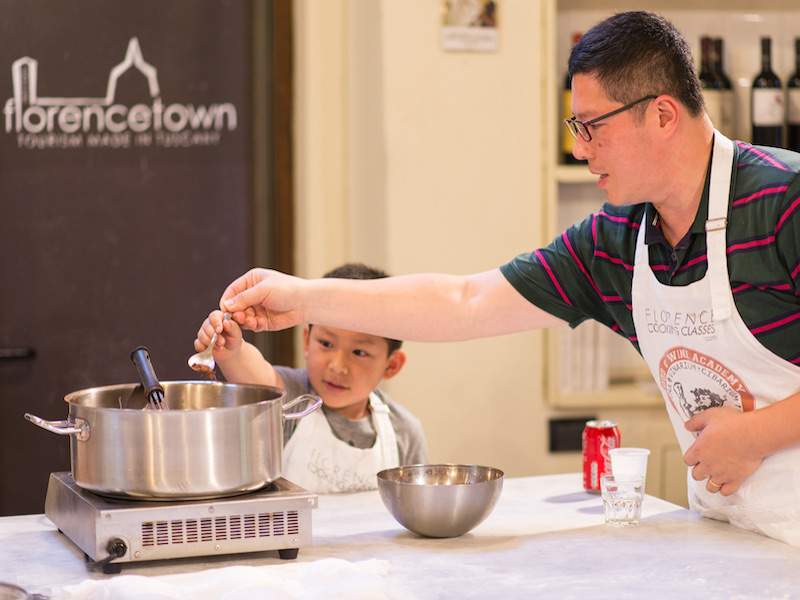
[582,419,621,492]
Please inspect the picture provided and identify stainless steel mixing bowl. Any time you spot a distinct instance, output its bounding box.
[377,464,504,538]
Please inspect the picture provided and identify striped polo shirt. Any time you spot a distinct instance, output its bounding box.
[500,141,800,365]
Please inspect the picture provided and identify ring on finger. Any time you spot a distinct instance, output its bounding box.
[707,478,722,493]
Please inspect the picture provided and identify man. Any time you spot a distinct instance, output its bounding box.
[219,12,800,544]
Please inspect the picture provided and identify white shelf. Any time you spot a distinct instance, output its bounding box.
[555,165,596,184]
[550,382,663,409]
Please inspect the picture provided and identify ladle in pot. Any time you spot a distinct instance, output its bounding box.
[130,346,166,410]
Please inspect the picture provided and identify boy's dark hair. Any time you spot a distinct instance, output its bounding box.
[314,262,403,355]
[568,11,704,120]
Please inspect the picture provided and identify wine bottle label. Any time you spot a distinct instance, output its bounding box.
[788,89,800,125]
[702,89,723,129]
[720,90,736,138]
[562,90,575,155]
[752,89,783,126]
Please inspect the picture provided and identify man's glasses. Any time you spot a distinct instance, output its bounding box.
[564,95,657,142]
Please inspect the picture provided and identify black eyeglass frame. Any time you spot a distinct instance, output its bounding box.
[564,95,658,142]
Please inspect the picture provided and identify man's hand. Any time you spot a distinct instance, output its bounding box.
[220,268,306,332]
[683,406,764,496]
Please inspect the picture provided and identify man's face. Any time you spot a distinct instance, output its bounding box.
[570,73,655,206]
[303,325,402,419]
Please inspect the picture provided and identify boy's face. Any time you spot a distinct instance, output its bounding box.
[303,325,406,419]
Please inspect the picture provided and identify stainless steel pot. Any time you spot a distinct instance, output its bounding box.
[25,381,321,500]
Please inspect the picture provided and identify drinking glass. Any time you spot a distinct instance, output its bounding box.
[600,474,644,526]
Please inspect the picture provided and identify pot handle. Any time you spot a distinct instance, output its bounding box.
[25,413,90,441]
[282,394,323,421]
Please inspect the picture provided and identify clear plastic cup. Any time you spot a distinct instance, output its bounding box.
[609,447,650,485]
[600,474,644,526]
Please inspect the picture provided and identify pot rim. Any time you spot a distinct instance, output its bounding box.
[64,380,286,413]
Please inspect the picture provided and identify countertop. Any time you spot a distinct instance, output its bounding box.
[1,473,799,598]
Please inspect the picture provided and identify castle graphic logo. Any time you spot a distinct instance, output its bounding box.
[3,38,238,150]
[658,345,754,421]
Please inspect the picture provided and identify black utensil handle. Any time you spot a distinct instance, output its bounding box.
[0,347,36,360]
[130,346,164,398]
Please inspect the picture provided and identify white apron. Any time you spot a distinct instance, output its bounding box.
[631,131,800,545]
[281,392,400,494]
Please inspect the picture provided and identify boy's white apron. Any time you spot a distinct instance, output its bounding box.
[631,131,800,545]
[282,392,399,493]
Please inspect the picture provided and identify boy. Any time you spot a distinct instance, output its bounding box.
[194,263,427,493]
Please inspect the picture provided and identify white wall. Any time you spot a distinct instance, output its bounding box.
[294,0,584,476]
[293,0,350,277]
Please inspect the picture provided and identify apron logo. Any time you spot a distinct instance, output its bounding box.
[659,346,754,419]
[3,38,238,150]
[307,448,374,493]
[644,307,715,337]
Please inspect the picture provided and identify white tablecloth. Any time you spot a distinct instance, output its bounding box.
[57,558,395,600]
[2,474,800,599]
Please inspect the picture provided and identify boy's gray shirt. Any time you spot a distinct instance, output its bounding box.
[275,366,428,466]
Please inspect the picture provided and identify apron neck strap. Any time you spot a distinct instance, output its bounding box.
[706,130,735,322]
[368,391,399,469]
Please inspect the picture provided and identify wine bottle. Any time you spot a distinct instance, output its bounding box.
[699,36,723,129]
[713,38,736,138]
[787,38,800,153]
[562,32,586,165]
[751,36,783,147]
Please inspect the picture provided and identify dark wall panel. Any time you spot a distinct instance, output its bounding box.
[0,0,258,515]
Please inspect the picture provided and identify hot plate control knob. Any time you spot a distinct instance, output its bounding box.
[88,537,128,573]
[107,538,128,558]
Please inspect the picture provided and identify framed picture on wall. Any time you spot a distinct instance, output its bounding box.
[440,0,498,52]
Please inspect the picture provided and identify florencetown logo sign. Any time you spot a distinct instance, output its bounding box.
[3,38,238,150]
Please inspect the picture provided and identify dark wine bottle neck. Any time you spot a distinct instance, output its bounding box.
[761,39,772,73]
[796,39,800,75]
[699,37,714,84]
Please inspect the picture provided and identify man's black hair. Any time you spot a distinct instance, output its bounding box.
[568,11,704,119]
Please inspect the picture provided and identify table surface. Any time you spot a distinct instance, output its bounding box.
[2,473,799,599]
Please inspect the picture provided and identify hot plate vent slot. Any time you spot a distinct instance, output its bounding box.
[201,518,213,542]
[229,514,242,539]
[287,510,299,535]
[171,520,184,544]
[156,521,169,545]
[141,522,154,546]
[141,510,301,547]
[244,514,256,538]
[273,512,285,536]
[186,519,199,543]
